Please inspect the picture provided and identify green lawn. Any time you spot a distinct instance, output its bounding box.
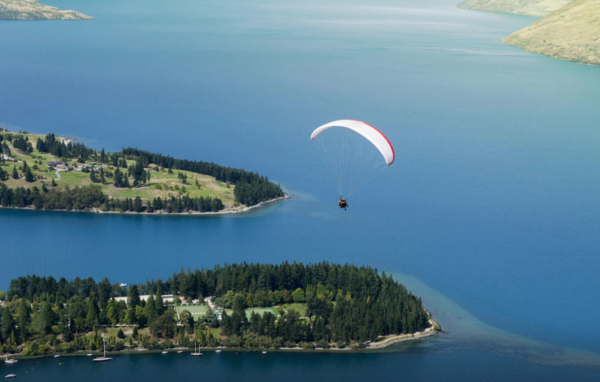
[244,307,279,319]
[103,326,134,337]
[223,306,286,319]
[176,305,210,322]
[279,303,308,317]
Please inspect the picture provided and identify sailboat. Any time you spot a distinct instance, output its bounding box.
[4,356,17,364]
[191,342,202,356]
[93,333,113,362]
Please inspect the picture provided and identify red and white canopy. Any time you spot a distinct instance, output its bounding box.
[310,120,395,166]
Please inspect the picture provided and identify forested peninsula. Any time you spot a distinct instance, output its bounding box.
[0,262,437,357]
[0,129,285,215]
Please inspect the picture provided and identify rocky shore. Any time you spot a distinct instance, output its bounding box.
[0,0,93,20]
[457,0,571,16]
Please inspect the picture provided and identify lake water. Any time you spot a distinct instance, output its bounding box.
[1,0,600,379]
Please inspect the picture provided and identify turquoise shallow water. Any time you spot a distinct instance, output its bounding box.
[1,0,600,379]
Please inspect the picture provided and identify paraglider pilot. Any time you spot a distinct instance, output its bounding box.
[339,198,348,210]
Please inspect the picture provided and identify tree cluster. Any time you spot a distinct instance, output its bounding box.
[0,184,224,213]
[11,135,33,154]
[36,133,94,160]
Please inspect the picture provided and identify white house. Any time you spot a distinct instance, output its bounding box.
[113,294,175,305]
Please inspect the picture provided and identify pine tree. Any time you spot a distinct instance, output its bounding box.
[155,287,164,315]
[114,167,122,187]
[51,178,57,187]
[25,166,34,182]
[90,168,98,183]
[145,294,157,319]
[1,307,15,338]
[41,302,55,333]
[127,285,141,308]
[17,299,31,337]
[12,165,18,179]
[133,196,143,213]
[100,167,105,184]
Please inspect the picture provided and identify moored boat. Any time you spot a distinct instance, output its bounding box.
[191,343,202,356]
[93,334,113,362]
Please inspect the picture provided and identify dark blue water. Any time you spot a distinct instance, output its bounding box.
[3,349,600,382]
[1,0,600,379]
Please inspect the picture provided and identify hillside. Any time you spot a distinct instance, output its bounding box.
[457,0,571,16]
[0,0,92,20]
[502,0,600,65]
[0,130,285,214]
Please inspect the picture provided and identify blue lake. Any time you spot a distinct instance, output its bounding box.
[1,0,600,379]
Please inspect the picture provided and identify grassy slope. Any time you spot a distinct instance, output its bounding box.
[1,133,238,208]
[457,0,571,16]
[0,0,94,20]
[502,0,600,65]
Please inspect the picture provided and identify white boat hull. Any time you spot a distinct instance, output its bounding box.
[92,357,113,362]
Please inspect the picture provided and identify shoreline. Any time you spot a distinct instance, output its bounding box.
[1,318,440,362]
[365,318,439,350]
[0,195,289,217]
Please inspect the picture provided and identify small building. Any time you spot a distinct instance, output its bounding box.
[47,161,67,167]
[113,294,175,305]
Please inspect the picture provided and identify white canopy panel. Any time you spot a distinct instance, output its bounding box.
[310,120,395,165]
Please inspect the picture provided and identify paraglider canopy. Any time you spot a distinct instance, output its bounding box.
[311,120,395,198]
[310,120,395,166]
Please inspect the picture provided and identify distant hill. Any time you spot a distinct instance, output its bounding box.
[457,0,571,16]
[502,0,600,65]
[0,0,93,20]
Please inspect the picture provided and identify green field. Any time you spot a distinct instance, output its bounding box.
[222,306,287,319]
[176,305,210,322]
[0,132,238,207]
[244,307,279,318]
[279,303,308,317]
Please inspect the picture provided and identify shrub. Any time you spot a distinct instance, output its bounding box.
[316,339,330,349]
